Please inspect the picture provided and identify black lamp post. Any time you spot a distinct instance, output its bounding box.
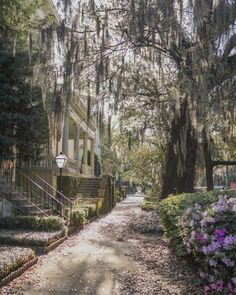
[55,152,67,214]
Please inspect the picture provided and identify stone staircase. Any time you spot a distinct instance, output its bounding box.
[0,169,72,219]
[77,178,100,198]
[0,182,48,217]
[0,170,114,218]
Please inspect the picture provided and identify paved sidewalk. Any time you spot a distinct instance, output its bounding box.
[0,196,143,295]
[0,194,202,295]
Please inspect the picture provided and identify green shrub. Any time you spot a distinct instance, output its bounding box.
[82,204,97,219]
[0,216,37,230]
[158,190,236,254]
[180,196,236,293]
[0,216,65,232]
[158,191,219,255]
[70,209,86,227]
[37,216,65,231]
[144,196,157,203]
[116,191,121,203]
[141,201,157,211]
[0,230,64,247]
[59,176,81,198]
[115,189,126,203]
[157,190,236,292]
[141,195,158,211]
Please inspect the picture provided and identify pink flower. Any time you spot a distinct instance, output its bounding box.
[210,280,224,292]
[204,285,210,292]
[231,277,236,284]
[198,233,208,243]
[228,281,233,291]
[209,259,217,267]
[214,228,227,238]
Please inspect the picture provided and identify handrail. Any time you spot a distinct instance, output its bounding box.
[0,169,49,217]
[16,169,64,207]
[15,168,70,219]
[31,173,73,207]
[0,168,71,219]
[16,191,49,217]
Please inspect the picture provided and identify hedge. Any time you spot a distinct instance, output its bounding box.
[70,208,87,227]
[0,230,64,247]
[59,176,81,198]
[158,191,220,255]
[80,203,97,219]
[0,216,65,232]
[158,191,236,241]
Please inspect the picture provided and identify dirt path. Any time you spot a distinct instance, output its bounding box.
[0,195,203,295]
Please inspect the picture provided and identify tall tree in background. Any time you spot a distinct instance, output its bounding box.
[9,0,234,197]
[116,0,236,196]
[62,0,236,197]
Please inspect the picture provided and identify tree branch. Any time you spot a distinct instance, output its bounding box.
[222,35,236,59]
[212,160,236,167]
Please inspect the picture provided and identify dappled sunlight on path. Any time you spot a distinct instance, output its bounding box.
[0,194,202,295]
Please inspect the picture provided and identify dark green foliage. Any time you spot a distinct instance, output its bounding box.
[100,175,116,213]
[115,190,122,203]
[141,196,158,211]
[141,201,158,212]
[36,216,65,232]
[0,230,64,247]
[70,209,86,227]
[60,176,81,198]
[0,216,65,232]
[158,192,218,239]
[158,190,236,255]
[0,39,49,163]
[79,203,97,219]
[0,0,38,41]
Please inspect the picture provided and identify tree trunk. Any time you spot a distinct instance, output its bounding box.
[202,129,236,190]
[161,99,197,199]
[202,129,214,191]
[205,162,214,191]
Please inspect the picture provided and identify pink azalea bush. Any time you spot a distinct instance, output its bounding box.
[180,195,236,294]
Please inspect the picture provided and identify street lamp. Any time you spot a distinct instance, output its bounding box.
[55,152,67,215]
[55,152,68,193]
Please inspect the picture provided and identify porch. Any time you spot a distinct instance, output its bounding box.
[56,108,98,178]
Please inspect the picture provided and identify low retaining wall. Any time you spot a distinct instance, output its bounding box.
[0,257,38,288]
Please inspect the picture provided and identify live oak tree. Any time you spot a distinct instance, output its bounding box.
[113,0,236,196]
[4,0,236,197]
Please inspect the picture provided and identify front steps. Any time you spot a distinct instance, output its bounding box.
[77,178,100,198]
[4,190,51,217]
[0,170,62,218]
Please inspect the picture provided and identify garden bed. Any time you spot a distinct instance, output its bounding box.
[0,216,66,231]
[0,229,65,248]
[158,190,236,294]
[40,235,67,254]
[0,246,37,287]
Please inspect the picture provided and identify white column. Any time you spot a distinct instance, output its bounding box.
[91,139,95,176]
[82,133,88,175]
[62,112,69,156]
[75,125,81,172]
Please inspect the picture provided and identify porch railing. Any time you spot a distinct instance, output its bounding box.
[0,168,72,220]
[29,172,73,212]
[0,168,50,217]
